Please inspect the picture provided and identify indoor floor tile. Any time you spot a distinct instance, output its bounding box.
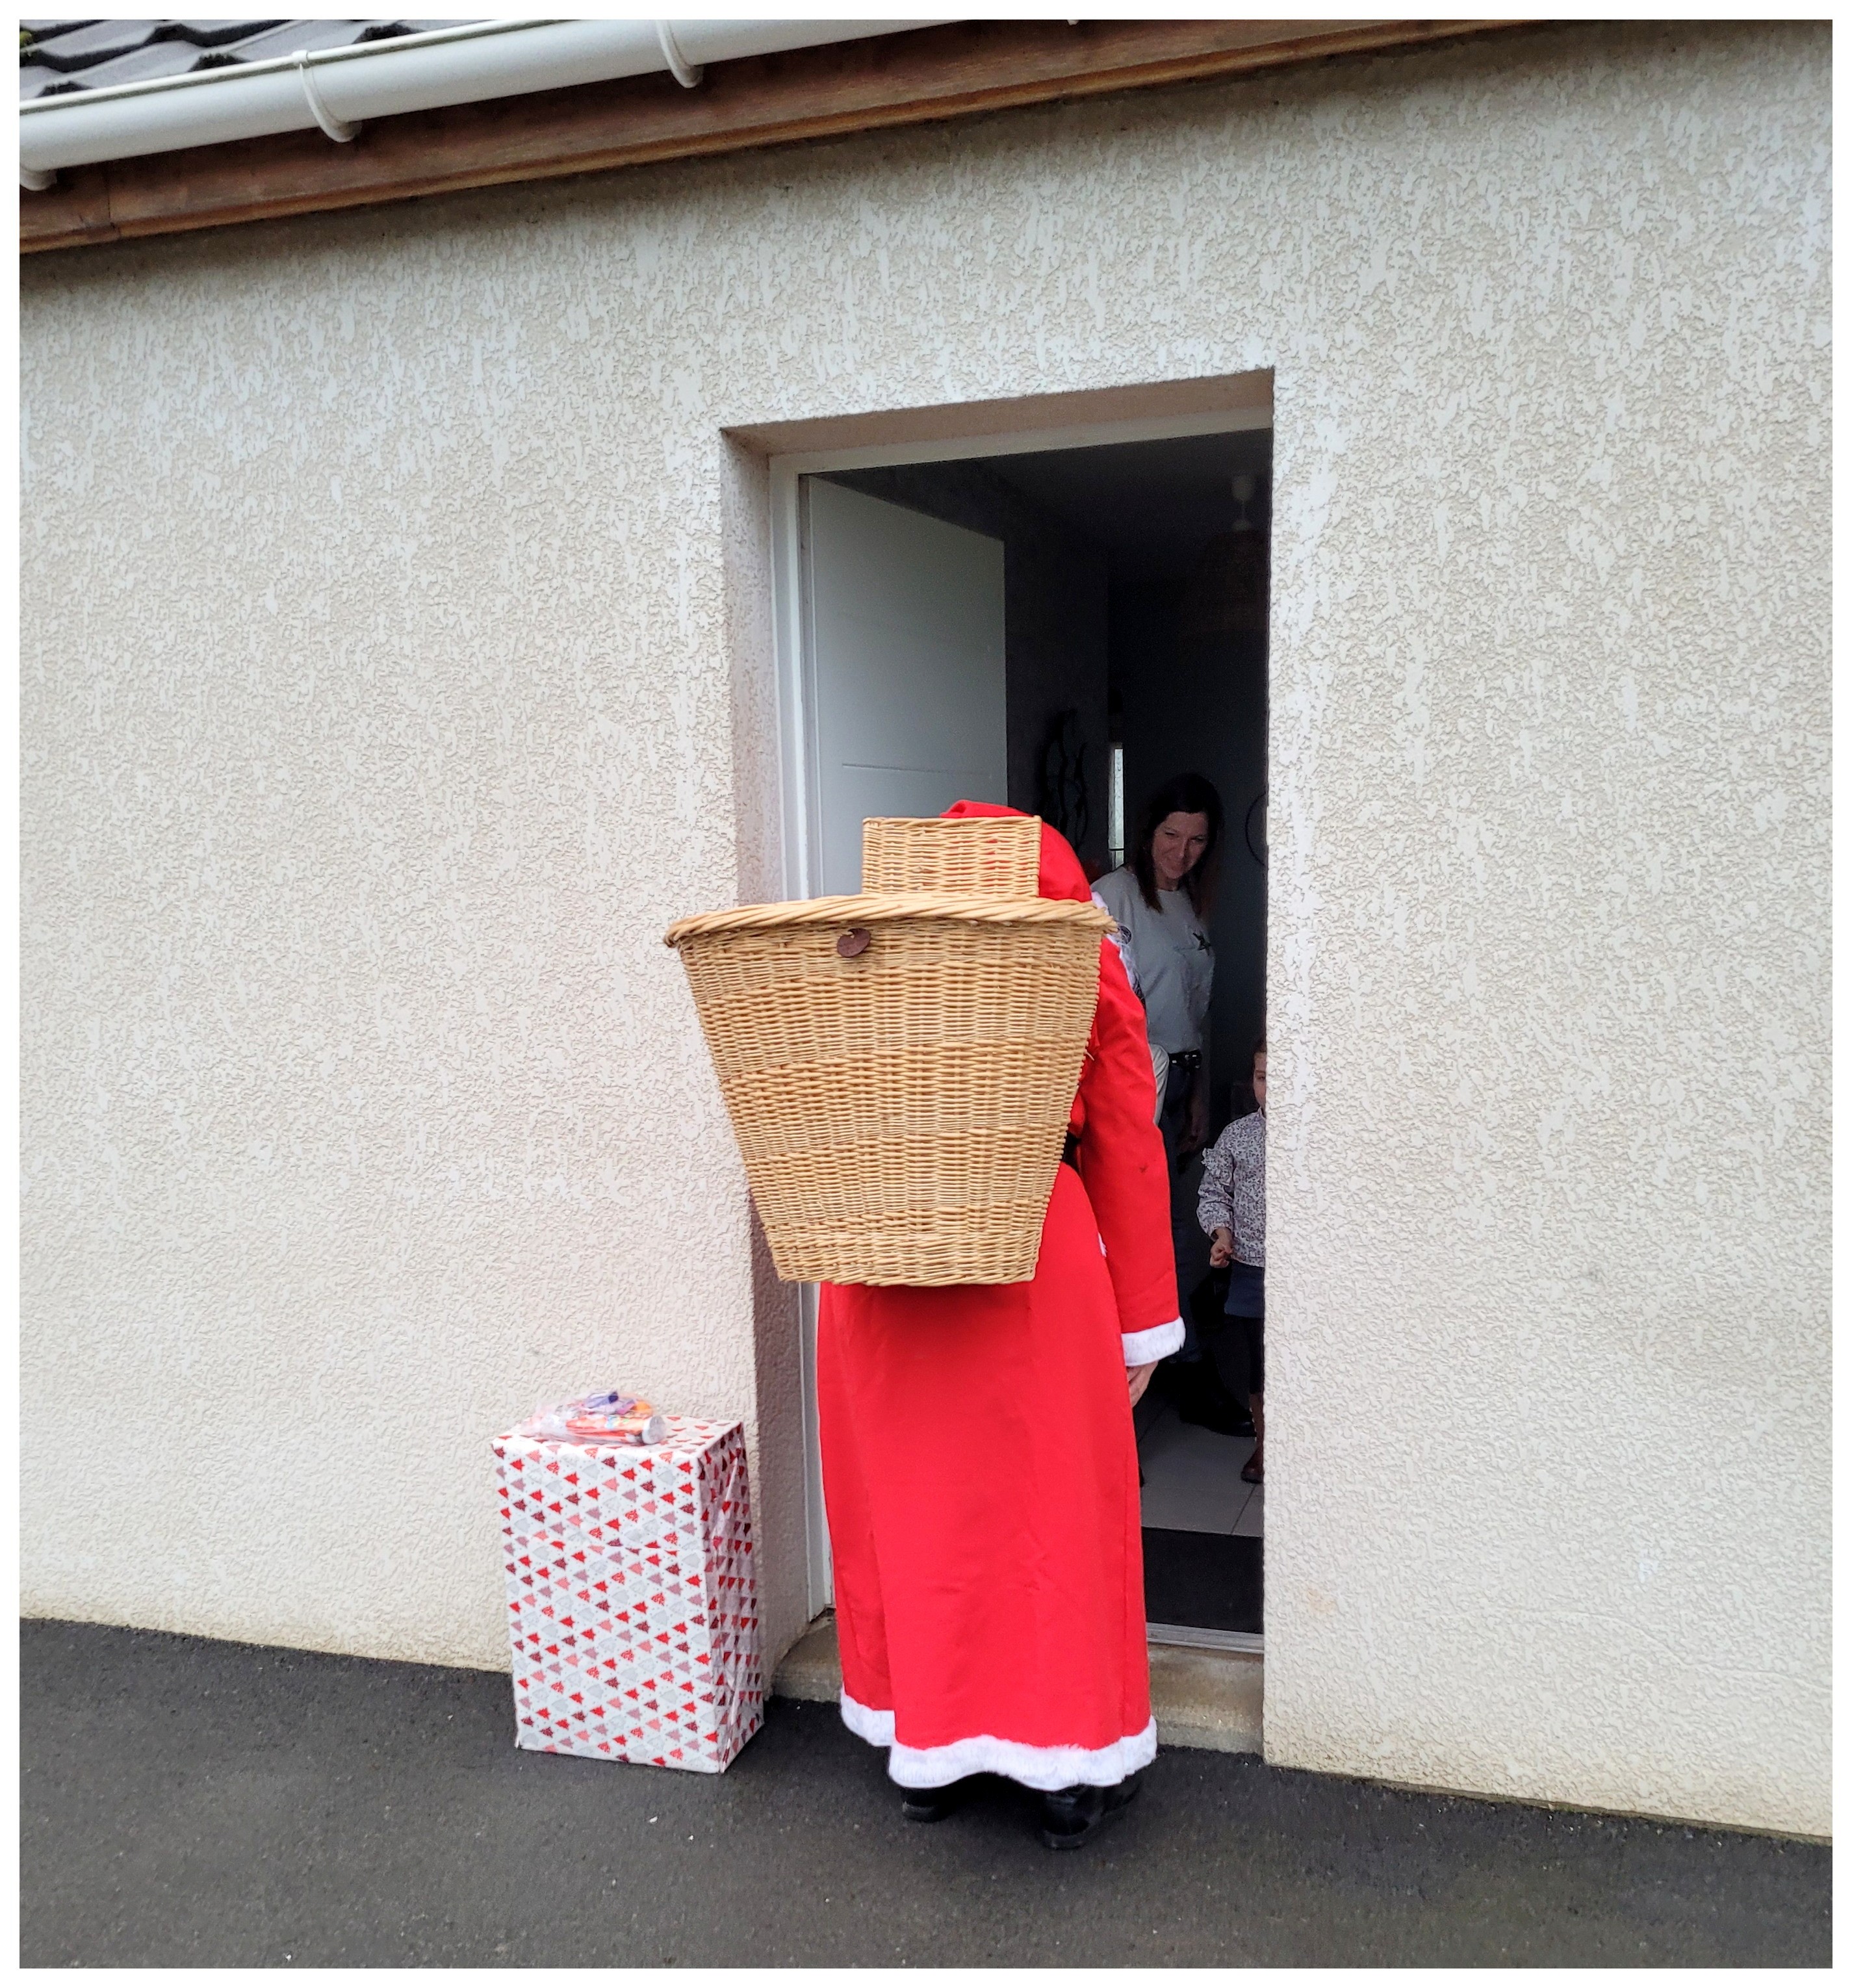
[1137,1402,1252,1534]
[1231,1484,1264,1538]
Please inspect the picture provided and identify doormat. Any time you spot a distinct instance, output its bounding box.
[1142,1527,1262,1636]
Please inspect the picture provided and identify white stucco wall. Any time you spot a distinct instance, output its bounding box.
[22,21,1828,1834]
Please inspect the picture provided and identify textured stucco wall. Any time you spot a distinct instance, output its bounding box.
[21,21,1828,1833]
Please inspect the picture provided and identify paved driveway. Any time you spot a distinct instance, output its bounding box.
[21,1618,1829,1967]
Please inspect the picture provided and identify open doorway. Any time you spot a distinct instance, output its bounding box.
[783,409,1270,1648]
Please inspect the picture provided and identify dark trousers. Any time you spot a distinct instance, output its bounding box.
[1187,1269,1264,1404]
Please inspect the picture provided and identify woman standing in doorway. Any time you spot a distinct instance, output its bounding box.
[1092,774,1222,1161]
[1092,775,1244,1429]
[818,801,1184,1850]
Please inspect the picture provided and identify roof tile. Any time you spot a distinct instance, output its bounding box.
[61,40,219,88]
[19,17,484,99]
[26,19,165,70]
[19,61,71,101]
[217,21,391,62]
[164,21,288,47]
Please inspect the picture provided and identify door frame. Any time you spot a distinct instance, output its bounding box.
[769,396,1274,1619]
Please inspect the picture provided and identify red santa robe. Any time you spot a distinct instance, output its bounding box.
[817,802,1185,1791]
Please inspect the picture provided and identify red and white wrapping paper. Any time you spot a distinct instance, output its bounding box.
[492,1415,763,1772]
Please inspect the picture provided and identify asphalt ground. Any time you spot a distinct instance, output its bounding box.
[20,1617,1831,1968]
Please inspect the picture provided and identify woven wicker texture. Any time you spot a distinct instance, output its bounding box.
[860,813,1042,896]
[665,890,1111,1285]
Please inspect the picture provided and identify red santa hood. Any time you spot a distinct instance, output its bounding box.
[940,799,1092,906]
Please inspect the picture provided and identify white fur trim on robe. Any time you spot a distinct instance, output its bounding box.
[1121,1317,1185,1364]
[841,1691,1157,1792]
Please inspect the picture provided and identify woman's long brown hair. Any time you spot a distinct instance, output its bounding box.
[1131,773,1224,915]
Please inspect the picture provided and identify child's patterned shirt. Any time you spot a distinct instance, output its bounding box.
[1197,1109,1266,1267]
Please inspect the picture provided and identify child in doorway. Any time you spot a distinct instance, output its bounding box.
[1197,1038,1267,1484]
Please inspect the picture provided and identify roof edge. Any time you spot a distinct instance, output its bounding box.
[20,19,1536,255]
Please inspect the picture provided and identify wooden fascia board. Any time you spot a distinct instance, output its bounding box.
[19,18,1533,255]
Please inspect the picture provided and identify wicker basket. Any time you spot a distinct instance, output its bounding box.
[860,813,1041,896]
[664,890,1111,1285]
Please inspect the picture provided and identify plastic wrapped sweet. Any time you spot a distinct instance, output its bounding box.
[522,1389,666,1446]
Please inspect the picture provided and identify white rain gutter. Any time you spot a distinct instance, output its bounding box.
[19,18,951,188]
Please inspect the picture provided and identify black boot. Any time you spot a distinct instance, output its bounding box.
[901,1775,979,1824]
[1172,1356,1253,1438]
[1037,1773,1142,1850]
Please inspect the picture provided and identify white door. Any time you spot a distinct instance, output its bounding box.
[801,478,1007,896]
[793,476,1008,1614]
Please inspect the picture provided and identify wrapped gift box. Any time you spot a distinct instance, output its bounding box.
[492,1414,763,1772]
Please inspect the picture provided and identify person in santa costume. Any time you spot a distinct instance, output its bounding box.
[817,800,1185,1850]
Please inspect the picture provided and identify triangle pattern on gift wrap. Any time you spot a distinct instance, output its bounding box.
[493,1417,760,1772]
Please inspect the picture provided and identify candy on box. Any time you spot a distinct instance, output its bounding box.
[491,1414,763,1773]
[522,1388,667,1446]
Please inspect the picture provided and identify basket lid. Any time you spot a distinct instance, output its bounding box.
[664,890,1111,948]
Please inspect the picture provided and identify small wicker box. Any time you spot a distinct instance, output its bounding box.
[860,813,1041,896]
[666,848,1109,1285]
